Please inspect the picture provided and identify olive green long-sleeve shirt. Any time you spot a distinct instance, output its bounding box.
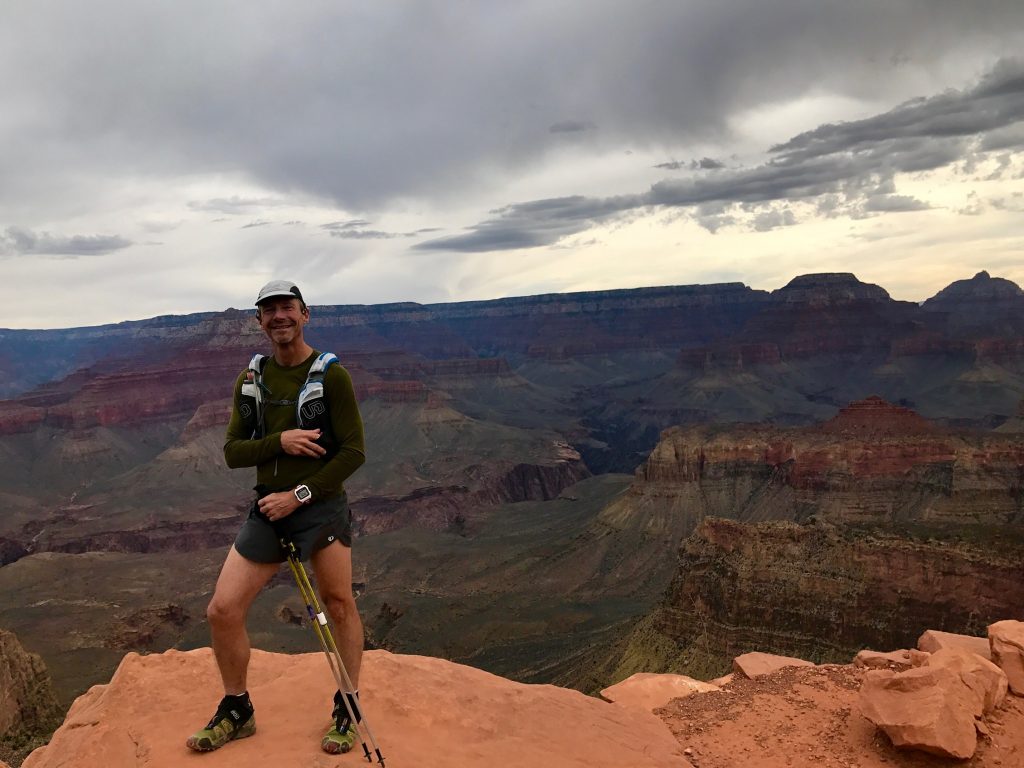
[223,351,365,501]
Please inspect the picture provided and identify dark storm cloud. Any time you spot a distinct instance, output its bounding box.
[655,157,726,171]
[980,124,1024,152]
[696,157,726,170]
[769,58,1024,161]
[419,58,1024,252]
[549,120,594,133]
[420,194,642,252]
[3,1,1023,217]
[2,226,131,257]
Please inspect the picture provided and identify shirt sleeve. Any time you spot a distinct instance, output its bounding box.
[223,370,284,468]
[302,364,366,500]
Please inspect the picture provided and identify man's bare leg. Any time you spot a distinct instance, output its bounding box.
[207,546,280,695]
[311,541,363,688]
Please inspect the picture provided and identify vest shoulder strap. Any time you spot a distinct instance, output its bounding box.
[308,352,339,378]
[248,354,268,374]
[296,352,339,431]
[239,354,268,439]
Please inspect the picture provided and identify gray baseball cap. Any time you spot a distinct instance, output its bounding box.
[255,280,304,306]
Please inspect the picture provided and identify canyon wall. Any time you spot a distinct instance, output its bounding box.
[1,272,1022,712]
[637,397,1024,528]
[593,397,1024,683]
[635,517,1024,680]
[0,630,61,755]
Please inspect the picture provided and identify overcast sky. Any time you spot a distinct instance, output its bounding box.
[2,1,1023,328]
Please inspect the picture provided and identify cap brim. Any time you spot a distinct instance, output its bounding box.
[255,290,300,306]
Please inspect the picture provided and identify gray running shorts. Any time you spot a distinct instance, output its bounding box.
[234,492,353,564]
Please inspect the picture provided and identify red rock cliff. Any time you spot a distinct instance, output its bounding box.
[638,397,1024,526]
[0,630,61,748]
[643,518,1024,676]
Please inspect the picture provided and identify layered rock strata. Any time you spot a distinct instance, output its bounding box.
[0,630,61,745]
[637,397,1024,528]
[921,270,1024,337]
[353,450,590,535]
[643,518,1024,677]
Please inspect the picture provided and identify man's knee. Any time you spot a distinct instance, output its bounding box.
[207,594,246,629]
[322,591,359,624]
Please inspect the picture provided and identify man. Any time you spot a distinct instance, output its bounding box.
[187,280,366,755]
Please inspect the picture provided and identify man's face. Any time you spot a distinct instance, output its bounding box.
[257,297,307,344]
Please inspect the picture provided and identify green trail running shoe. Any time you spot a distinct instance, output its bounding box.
[322,690,359,754]
[186,696,256,752]
[321,723,357,754]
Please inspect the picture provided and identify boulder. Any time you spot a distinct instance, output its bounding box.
[988,620,1024,695]
[732,652,815,679]
[858,666,979,759]
[926,647,1007,714]
[853,649,912,669]
[858,646,1008,760]
[600,673,719,713]
[709,673,735,687]
[917,629,991,661]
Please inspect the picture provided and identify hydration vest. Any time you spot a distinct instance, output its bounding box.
[239,351,339,454]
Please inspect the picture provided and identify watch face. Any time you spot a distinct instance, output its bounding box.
[295,485,312,502]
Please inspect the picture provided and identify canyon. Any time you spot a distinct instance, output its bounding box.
[0,270,1022,763]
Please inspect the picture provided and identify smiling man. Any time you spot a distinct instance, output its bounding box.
[186,280,367,755]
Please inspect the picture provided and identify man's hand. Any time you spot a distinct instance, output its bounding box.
[281,428,326,457]
[258,491,303,523]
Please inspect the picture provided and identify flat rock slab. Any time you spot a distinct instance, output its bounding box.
[733,652,815,679]
[917,629,991,660]
[853,649,913,669]
[601,672,719,712]
[23,648,688,768]
[989,620,1024,695]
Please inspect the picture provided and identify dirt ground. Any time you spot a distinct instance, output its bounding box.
[656,664,1024,768]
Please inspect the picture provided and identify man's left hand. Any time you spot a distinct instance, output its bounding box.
[258,491,303,523]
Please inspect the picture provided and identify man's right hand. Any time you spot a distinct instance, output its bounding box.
[280,429,326,457]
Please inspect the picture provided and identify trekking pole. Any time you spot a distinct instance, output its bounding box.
[280,536,386,766]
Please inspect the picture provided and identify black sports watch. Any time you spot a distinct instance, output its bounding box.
[293,484,313,504]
